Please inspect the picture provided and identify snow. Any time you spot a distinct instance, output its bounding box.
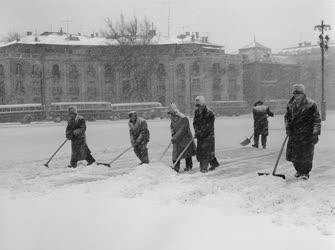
[0,113,334,250]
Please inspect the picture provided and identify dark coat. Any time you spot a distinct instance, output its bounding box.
[253,105,274,136]
[193,106,216,161]
[129,117,150,147]
[285,96,321,163]
[66,115,91,162]
[170,114,196,161]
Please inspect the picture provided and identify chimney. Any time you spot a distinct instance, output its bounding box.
[26,31,33,36]
[91,33,94,38]
[195,32,199,39]
[95,33,99,37]
[78,33,81,36]
[185,31,190,36]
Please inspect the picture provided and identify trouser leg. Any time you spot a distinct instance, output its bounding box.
[184,157,193,170]
[135,144,149,164]
[85,146,96,164]
[253,133,260,147]
[199,160,209,172]
[172,160,181,172]
[261,135,267,149]
[209,155,219,170]
[70,157,78,168]
[300,161,313,175]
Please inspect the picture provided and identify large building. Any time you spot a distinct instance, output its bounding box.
[0,31,244,113]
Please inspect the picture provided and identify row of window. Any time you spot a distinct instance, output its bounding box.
[0,62,239,79]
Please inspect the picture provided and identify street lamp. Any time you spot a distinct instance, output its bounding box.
[314,20,331,121]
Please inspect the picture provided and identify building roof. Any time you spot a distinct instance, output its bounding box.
[0,31,223,49]
[239,40,270,51]
[279,42,335,55]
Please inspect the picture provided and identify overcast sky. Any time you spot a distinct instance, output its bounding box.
[1,0,334,52]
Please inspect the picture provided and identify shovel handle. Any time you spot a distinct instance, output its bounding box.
[172,137,195,169]
[44,139,68,167]
[272,135,289,175]
[159,142,172,161]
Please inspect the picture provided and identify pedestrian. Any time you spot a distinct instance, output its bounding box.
[128,111,150,165]
[193,96,220,173]
[285,84,321,180]
[66,106,96,168]
[252,100,274,149]
[168,103,196,173]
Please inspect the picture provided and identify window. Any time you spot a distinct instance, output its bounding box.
[87,64,96,77]
[212,78,222,91]
[0,81,5,104]
[87,86,97,101]
[191,62,200,76]
[228,79,238,100]
[104,64,114,78]
[31,64,40,78]
[212,63,222,75]
[16,63,24,77]
[69,64,79,80]
[157,64,166,80]
[52,64,60,78]
[69,85,80,95]
[191,78,201,91]
[15,80,25,94]
[178,79,186,90]
[0,65,4,77]
[176,64,186,77]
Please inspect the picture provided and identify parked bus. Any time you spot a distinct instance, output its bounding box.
[207,100,249,116]
[109,102,168,120]
[49,102,112,121]
[0,104,43,123]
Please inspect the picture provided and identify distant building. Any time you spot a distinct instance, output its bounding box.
[240,39,300,106]
[278,42,335,109]
[0,31,245,114]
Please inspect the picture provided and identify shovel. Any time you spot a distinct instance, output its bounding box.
[240,133,254,146]
[97,146,133,167]
[44,139,68,168]
[257,135,288,179]
[171,137,195,169]
[158,142,172,161]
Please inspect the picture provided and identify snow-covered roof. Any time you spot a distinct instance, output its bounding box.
[240,40,270,51]
[110,102,162,107]
[0,32,222,49]
[279,43,335,55]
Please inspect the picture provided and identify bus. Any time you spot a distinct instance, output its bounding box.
[109,102,168,120]
[207,100,249,116]
[0,104,43,123]
[49,102,112,121]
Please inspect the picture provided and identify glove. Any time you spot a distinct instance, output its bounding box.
[312,135,319,145]
[286,130,291,136]
[194,133,200,139]
[73,129,81,136]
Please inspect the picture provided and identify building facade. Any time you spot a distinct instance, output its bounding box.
[0,32,244,114]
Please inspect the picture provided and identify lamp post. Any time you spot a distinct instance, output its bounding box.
[314,20,331,121]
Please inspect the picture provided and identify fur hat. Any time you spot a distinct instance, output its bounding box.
[292,84,305,94]
[128,110,137,117]
[195,96,206,105]
[167,103,178,115]
[68,106,77,114]
[254,100,264,106]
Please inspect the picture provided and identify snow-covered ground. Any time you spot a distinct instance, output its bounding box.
[0,112,334,250]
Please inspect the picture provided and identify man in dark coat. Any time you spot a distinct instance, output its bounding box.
[128,111,150,164]
[285,84,321,180]
[193,96,220,173]
[168,103,196,173]
[66,106,95,168]
[252,100,274,149]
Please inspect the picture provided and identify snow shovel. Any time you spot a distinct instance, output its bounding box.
[158,141,172,161]
[97,146,133,167]
[240,133,254,146]
[171,137,195,169]
[257,135,288,179]
[44,139,68,168]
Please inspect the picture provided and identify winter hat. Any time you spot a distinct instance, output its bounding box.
[292,84,305,94]
[254,100,264,106]
[68,106,77,114]
[128,110,137,117]
[167,103,178,115]
[195,96,206,105]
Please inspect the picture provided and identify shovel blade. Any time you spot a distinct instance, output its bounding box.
[240,138,251,146]
[97,162,111,167]
[257,172,270,176]
[43,164,49,168]
[273,174,286,179]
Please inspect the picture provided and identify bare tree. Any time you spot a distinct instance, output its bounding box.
[2,32,22,43]
[102,15,156,45]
